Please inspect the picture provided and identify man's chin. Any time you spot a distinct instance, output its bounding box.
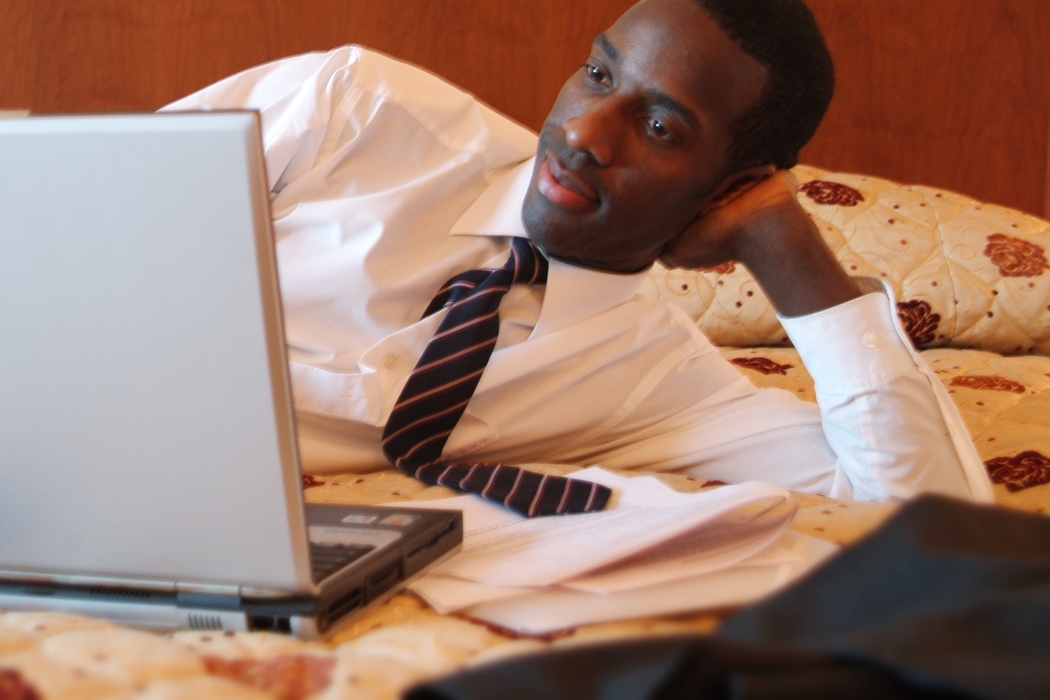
[522,196,577,256]
[524,225,655,274]
[521,188,656,274]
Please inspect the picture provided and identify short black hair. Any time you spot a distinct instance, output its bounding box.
[694,0,834,171]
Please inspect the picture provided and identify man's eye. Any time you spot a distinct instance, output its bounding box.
[584,64,609,85]
[646,117,672,141]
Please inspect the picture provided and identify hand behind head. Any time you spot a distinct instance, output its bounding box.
[658,167,798,270]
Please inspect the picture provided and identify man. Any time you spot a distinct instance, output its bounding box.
[165,0,991,502]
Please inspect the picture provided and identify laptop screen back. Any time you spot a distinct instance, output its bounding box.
[0,113,312,594]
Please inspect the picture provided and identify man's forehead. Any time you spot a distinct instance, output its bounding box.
[600,0,767,126]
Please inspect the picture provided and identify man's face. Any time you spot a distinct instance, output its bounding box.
[521,0,768,273]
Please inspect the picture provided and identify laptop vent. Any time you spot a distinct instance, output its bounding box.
[88,587,153,599]
[187,614,224,631]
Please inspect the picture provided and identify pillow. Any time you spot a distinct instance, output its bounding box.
[641,165,1050,356]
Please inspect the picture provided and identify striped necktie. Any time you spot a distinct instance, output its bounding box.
[381,237,612,517]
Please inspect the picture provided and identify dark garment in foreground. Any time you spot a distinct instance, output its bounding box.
[404,495,1050,700]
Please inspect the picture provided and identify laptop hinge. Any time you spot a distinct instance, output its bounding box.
[0,570,177,593]
[173,581,243,596]
[0,570,249,597]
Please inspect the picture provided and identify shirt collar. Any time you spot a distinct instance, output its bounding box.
[533,259,651,339]
[448,157,651,338]
[448,158,536,238]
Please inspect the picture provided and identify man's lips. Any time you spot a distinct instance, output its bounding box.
[536,157,599,211]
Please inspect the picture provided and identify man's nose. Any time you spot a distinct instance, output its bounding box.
[563,99,620,167]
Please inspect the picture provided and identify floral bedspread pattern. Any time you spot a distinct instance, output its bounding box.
[4,168,1050,698]
[643,165,1050,355]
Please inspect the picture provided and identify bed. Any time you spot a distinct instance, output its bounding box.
[2,0,1049,698]
[3,167,1048,700]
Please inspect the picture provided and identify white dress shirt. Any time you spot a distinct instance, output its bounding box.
[164,46,992,503]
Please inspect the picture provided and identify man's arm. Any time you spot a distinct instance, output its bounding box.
[657,171,993,502]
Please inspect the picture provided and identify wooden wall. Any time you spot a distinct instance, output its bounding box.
[3,0,1048,217]
[801,1,1050,219]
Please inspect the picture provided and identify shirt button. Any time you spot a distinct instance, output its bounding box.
[384,354,399,369]
[863,333,879,348]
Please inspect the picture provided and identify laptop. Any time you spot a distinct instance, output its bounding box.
[0,111,462,639]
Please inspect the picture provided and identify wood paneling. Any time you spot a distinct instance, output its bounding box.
[0,0,632,127]
[2,0,1048,216]
[801,0,1050,218]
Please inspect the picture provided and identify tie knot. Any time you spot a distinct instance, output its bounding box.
[507,237,549,286]
[421,238,548,319]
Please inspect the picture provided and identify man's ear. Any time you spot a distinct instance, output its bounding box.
[697,164,777,217]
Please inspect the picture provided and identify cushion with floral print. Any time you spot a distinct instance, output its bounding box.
[642,165,1050,356]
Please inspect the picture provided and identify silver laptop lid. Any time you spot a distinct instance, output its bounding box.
[0,112,314,595]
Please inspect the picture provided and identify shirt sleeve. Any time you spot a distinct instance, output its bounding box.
[160,47,365,194]
[778,278,993,502]
[583,281,992,503]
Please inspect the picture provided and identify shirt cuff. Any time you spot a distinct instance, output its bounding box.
[779,280,916,392]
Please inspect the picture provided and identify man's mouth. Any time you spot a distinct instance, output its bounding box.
[536,155,599,211]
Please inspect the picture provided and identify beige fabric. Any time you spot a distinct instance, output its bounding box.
[172,631,329,662]
[0,610,118,639]
[132,676,275,700]
[0,628,35,657]
[0,648,130,699]
[39,629,205,685]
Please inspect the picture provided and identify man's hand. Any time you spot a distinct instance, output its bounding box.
[659,168,796,270]
[659,169,862,317]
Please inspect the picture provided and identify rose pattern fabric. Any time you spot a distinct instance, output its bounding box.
[896,300,941,347]
[949,375,1027,394]
[730,357,795,376]
[302,474,326,489]
[0,670,38,700]
[203,654,336,700]
[799,180,864,206]
[701,262,736,275]
[983,233,1049,278]
[984,451,1050,492]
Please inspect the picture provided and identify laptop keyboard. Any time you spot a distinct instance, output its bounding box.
[309,543,374,582]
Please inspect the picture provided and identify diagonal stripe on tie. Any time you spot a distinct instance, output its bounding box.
[380,237,612,517]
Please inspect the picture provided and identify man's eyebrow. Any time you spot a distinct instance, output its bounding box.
[649,91,700,131]
[594,33,621,63]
